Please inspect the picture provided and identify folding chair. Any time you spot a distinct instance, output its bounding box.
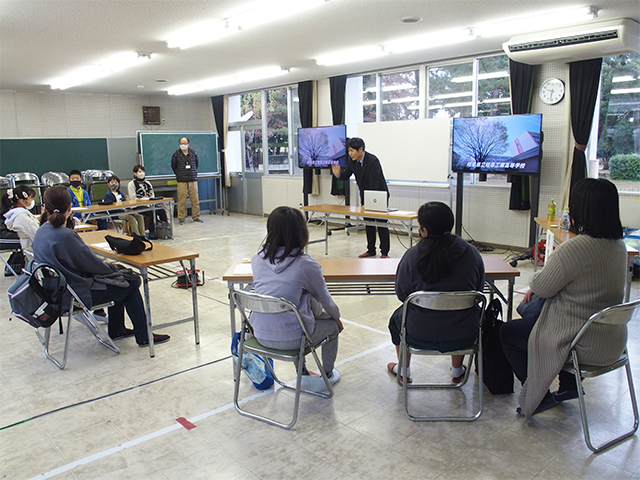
[561,298,640,453]
[399,291,486,422]
[231,289,334,429]
[17,264,118,369]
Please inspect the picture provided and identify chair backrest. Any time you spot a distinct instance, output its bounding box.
[405,291,486,312]
[89,181,111,202]
[41,172,69,187]
[570,298,640,349]
[82,170,114,186]
[6,172,40,187]
[231,290,309,336]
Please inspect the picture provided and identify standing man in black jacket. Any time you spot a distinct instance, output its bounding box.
[171,137,202,225]
[331,137,390,258]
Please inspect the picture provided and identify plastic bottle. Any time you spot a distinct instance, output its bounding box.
[560,210,570,232]
[547,198,557,222]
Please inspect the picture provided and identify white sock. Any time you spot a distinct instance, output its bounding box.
[392,364,411,378]
[451,365,465,378]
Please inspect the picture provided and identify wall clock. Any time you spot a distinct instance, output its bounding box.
[539,78,565,105]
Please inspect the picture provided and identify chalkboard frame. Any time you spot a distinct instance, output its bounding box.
[138,131,219,178]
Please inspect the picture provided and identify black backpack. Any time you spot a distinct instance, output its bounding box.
[479,299,514,395]
[8,263,67,329]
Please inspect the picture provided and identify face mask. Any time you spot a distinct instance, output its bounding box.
[109,184,119,191]
[180,144,189,151]
[26,200,35,211]
[136,173,145,180]
[70,180,82,188]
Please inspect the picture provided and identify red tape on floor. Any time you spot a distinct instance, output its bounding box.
[176,417,196,430]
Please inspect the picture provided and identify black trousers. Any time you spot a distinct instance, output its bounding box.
[364,217,390,256]
[500,315,576,391]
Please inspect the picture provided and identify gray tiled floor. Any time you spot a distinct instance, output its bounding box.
[1,212,639,480]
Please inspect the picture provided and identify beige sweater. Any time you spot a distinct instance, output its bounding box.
[520,234,627,418]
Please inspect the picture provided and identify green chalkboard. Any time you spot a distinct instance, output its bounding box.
[0,138,109,177]
[139,132,218,177]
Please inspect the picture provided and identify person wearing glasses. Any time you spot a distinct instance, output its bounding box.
[171,137,202,225]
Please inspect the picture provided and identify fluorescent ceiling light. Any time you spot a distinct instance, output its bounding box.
[49,52,151,90]
[168,66,289,95]
[316,46,386,66]
[451,71,509,83]
[385,29,474,54]
[611,88,640,94]
[167,83,205,96]
[473,5,598,38]
[166,21,235,49]
[612,75,637,83]
[236,66,288,82]
[166,0,325,49]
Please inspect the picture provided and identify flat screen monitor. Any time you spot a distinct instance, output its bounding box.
[297,125,347,168]
[451,114,542,175]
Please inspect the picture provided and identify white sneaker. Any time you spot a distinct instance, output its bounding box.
[327,369,340,385]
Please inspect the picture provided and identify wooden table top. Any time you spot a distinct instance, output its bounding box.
[302,203,418,220]
[74,223,98,232]
[72,197,170,214]
[535,216,639,255]
[79,230,198,268]
[223,255,519,282]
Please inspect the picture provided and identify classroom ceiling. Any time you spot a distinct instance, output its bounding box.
[1,0,639,98]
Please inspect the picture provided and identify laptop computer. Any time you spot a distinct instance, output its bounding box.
[363,190,388,212]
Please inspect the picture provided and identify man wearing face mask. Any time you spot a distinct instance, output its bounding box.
[171,137,202,225]
[67,170,108,230]
[128,165,169,239]
[1,185,40,250]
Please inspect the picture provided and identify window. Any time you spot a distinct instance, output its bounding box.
[477,55,511,117]
[381,70,419,121]
[266,88,289,175]
[596,53,640,193]
[428,61,474,119]
[362,74,377,122]
[229,87,298,175]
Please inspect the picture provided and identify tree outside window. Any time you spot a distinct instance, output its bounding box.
[267,88,289,175]
[597,53,640,193]
[381,70,419,121]
[428,62,473,119]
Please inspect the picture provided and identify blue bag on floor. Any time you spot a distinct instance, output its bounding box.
[231,332,275,390]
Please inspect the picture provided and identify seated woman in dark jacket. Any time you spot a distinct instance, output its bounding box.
[32,186,170,347]
[387,202,485,383]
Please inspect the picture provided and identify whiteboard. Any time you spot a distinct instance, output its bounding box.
[357,118,451,183]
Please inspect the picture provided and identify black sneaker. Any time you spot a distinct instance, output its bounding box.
[111,328,135,340]
[138,334,170,347]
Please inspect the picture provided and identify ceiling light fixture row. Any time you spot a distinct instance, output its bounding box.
[315,5,599,66]
[49,52,151,90]
[167,66,290,96]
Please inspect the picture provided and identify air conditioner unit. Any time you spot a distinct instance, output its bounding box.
[503,18,640,65]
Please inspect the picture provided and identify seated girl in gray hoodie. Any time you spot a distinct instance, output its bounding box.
[250,206,343,387]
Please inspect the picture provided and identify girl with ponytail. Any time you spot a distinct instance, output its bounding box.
[32,186,170,347]
[387,202,485,384]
